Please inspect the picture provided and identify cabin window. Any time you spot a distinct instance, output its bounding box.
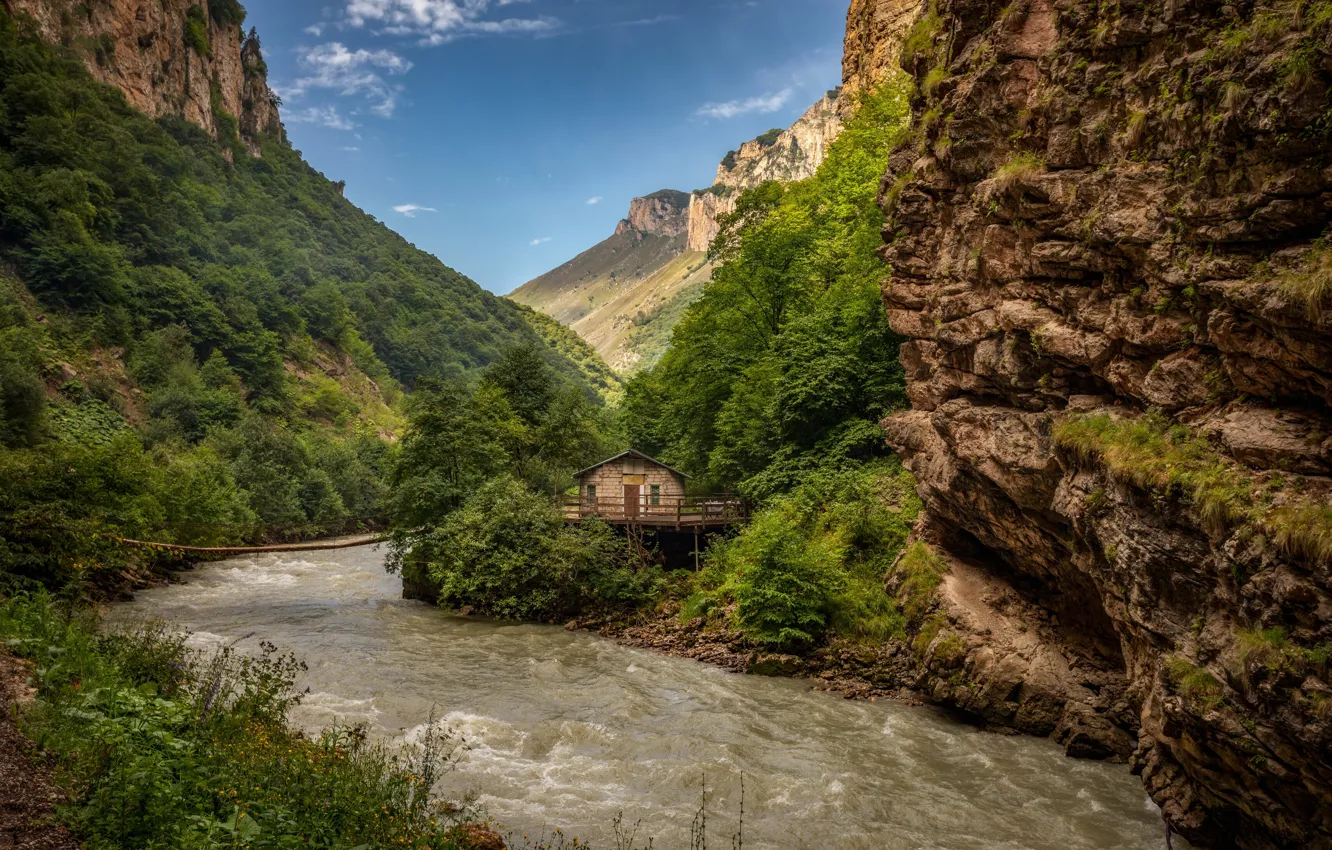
[650,484,661,506]
[586,484,597,505]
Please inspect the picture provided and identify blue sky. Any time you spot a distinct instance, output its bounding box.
[243,0,849,294]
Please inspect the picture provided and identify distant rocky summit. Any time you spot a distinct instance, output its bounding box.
[513,91,846,373]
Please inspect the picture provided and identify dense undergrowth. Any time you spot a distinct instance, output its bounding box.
[0,592,497,850]
[682,462,921,649]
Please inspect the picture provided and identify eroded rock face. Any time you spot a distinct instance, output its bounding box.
[686,90,845,252]
[873,0,1332,846]
[842,0,926,104]
[615,190,691,238]
[3,0,282,154]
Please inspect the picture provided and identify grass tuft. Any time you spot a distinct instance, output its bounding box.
[991,152,1045,193]
[895,541,948,624]
[1273,241,1332,319]
[1054,412,1332,565]
[1165,656,1225,706]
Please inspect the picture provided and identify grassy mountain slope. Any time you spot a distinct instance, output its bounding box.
[0,8,617,588]
[509,230,711,373]
[0,9,606,401]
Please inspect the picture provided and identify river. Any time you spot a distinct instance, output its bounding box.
[114,544,1183,850]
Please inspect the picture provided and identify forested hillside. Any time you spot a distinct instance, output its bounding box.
[0,8,613,591]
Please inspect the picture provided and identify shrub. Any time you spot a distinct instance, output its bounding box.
[0,326,47,447]
[725,503,836,649]
[689,461,921,649]
[422,475,660,621]
[207,0,246,26]
[183,5,210,56]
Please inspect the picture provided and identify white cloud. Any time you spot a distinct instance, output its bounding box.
[394,204,438,217]
[343,0,560,43]
[285,42,413,117]
[529,236,552,246]
[305,24,325,36]
[286,105,357,130]
[586,196,602,205]
[695,88,793,120]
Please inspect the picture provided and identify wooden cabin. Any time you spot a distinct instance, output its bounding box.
[574,450,688,519]
[566,450,746,528]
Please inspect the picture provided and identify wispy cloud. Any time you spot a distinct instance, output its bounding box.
[286,105,357,130]
[343,0,561,44]
[586,196,602,205]
[529,236,552,246]
[695,88,793,120]
[284,42,413,117]
[394,204,437,217]
[305,24,325,36]
[606,14,679,28]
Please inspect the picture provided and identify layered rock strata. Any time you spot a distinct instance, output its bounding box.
[874,0,1332,847]
[3,0,281,154]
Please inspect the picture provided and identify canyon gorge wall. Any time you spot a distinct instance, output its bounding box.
[866,0,1332,847]
[2,0,281,154]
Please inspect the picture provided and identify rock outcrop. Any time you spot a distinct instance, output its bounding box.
[615,190,691,239]
[842,0,926,103]
[686,90,845,252]
[872,0,1332,847]
[2,0,281,154]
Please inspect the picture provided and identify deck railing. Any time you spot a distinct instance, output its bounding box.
[559,494,748,526]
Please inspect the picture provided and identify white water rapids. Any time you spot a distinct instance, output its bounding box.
[113,544,1186,850]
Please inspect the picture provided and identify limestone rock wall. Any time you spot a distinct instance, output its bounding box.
[686,91,845,252]
[842,0,926,104]
[615,190,691,238]
[872,0,1332,847]
[3,0,281,154]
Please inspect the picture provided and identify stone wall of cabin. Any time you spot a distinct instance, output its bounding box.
[580,458,686,511]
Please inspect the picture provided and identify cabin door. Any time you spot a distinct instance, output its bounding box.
[623,484,641,519]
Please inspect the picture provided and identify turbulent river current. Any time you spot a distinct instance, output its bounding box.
[114,544,1183,850]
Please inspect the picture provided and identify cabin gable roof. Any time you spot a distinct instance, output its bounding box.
[574,449,691,480]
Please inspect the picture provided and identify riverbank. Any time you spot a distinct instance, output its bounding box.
[571,601,928,704]
[0,591,514,850]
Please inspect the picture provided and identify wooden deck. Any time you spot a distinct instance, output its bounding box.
[561,495,747,529]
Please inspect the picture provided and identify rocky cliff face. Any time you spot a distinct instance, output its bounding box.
[842,0,925,103]
[3,0,281,154]
[872,0,1332,847]
[614,190,691,239]
[686,90,845,252]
